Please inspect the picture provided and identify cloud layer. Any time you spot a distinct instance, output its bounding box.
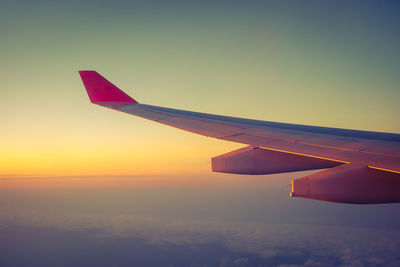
[1,212,399,266]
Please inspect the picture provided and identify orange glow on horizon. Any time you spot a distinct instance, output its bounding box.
[0,130,241,176]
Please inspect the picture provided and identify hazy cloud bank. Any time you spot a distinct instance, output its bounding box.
[1,213,399,266]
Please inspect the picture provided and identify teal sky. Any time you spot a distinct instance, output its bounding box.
[1,0,400,175]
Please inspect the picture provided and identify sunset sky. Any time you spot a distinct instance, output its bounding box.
[2,1,400,266]
[2,0,400,177]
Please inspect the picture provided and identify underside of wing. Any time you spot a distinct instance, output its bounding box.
[79,71,400,204]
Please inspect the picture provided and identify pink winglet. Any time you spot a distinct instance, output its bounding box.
[79,71,138,104]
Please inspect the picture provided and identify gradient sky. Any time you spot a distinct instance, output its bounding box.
[2,1,400,266]
[1,0,400,176]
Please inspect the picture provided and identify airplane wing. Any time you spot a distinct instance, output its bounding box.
[79,70,400,204]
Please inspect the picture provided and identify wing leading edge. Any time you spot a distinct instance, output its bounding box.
[79,71,400,204]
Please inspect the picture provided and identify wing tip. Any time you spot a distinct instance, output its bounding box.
[79,70,138,104]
